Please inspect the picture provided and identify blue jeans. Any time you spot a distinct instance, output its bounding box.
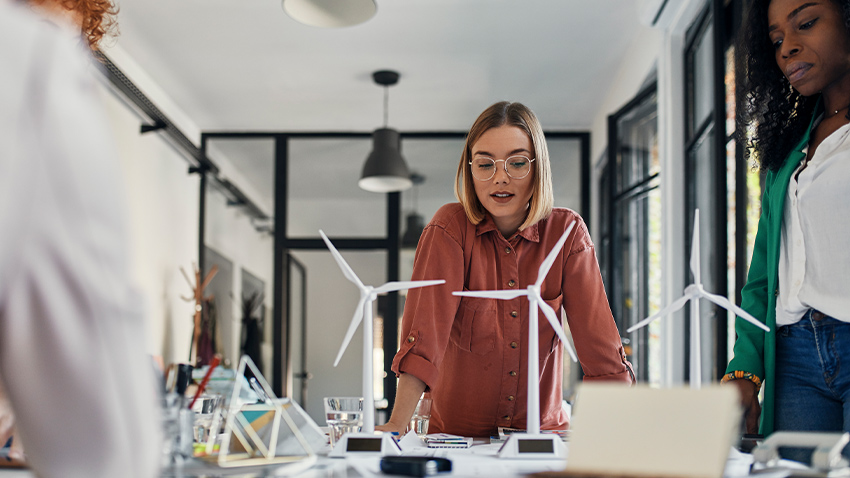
[775,309,850,463]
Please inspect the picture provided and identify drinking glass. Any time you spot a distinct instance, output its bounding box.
[323,397,363,447]
[408,397,431,437]
[191,394,223,443]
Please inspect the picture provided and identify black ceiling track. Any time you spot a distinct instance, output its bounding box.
[94,50,271,223]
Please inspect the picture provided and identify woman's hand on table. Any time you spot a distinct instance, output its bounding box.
[377,373,427,435]
[375,420,408,435]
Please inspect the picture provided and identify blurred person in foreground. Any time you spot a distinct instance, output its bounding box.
[0,1,161,477]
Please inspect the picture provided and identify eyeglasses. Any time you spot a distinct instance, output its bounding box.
[468,155,536,181]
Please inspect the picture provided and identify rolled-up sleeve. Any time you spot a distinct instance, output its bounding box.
[392,217,466,390]
[562,219,634,383]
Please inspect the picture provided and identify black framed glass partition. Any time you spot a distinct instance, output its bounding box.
[204,137,276,379]
[602,82,660,385]
[683,0,755,384]
[203,130,590,425]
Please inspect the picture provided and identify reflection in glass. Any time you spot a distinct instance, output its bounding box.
[288,138,385,238]
[607,86,660,386]
[688,126,716,384]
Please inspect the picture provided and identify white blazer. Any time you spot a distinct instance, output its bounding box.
[0,5,161,478]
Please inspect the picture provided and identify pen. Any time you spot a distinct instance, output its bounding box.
[188,354,221,410]
[249,377,268,403]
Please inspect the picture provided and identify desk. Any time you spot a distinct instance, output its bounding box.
[0,439,565,478]
[0,443,760,477]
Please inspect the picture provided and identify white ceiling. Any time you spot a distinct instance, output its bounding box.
[112,0,646,133]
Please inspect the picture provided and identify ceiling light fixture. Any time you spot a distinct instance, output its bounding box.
[281,0,376,28]
[401,173,426,248]
[358,70,413,193]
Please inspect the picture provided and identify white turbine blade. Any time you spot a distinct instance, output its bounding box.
[453,290,527,300]
[319,230,365,289]
[536,220,577,287]
[538,300,578,362]
[690,210,700,285]
[626,293,692,333]
[373,280,445,294]
[700,290,770,332]
[333,295,367,367]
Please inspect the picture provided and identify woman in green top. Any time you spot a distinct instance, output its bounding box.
[725,0,850,451]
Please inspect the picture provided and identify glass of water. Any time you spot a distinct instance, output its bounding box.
[408,397,431,438]
[323,397,363,447]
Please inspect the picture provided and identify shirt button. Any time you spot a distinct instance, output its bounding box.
[508,280,516,287]
[407,336,415,343]
[510,341,518,349]
[507,395,515,401]
[509,371,517,377]
[502,415,511,421]
[511,310,518,318]
[505,247,511,254]
[794,280,801,287]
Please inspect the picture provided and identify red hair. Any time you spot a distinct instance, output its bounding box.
[31,0,118,49]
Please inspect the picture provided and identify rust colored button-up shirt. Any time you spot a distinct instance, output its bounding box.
[391,203,633,437]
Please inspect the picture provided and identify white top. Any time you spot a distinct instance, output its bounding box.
[0,5,161,478]
[776,119,850,325]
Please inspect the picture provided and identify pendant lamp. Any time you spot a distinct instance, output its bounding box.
[401,173,426,248]
[358,70,413,193]
[282,0,376,28]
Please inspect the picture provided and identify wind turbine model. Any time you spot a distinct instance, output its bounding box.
[627,209,769,389]
[320,230,444,453]
[452,221,578,459]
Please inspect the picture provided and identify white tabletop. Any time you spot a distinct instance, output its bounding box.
[0,442,767,477]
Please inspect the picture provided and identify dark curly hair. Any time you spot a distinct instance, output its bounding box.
[30,0,118,50]
[736,0,850,171]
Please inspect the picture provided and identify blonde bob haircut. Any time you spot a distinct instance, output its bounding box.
[454,101,554,232]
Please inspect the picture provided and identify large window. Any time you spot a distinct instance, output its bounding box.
[601,83,661,385]
[684,0,757,384]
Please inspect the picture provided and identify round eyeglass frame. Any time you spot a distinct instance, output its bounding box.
[468,156,536,181]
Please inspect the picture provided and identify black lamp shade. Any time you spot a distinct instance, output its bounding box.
[401,212,426,248]
[358,128,413,193]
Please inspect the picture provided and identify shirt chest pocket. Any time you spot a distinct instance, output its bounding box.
[451,297,497,355]
[539,294,564,365]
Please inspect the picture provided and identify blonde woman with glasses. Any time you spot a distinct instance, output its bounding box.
[376,102,634,438]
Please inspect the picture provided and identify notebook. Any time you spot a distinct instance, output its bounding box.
[543,383,740,478]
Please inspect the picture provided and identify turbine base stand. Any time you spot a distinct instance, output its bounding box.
[497,433,567,460]
[329,432,402,457]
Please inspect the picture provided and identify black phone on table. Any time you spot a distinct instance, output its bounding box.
[380,456,451,477]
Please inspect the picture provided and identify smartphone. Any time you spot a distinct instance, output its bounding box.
[380,456,452,477]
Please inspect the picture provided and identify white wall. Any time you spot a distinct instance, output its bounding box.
[293,250,387,423]
[98,47,275,370]
[99,83,199,364]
